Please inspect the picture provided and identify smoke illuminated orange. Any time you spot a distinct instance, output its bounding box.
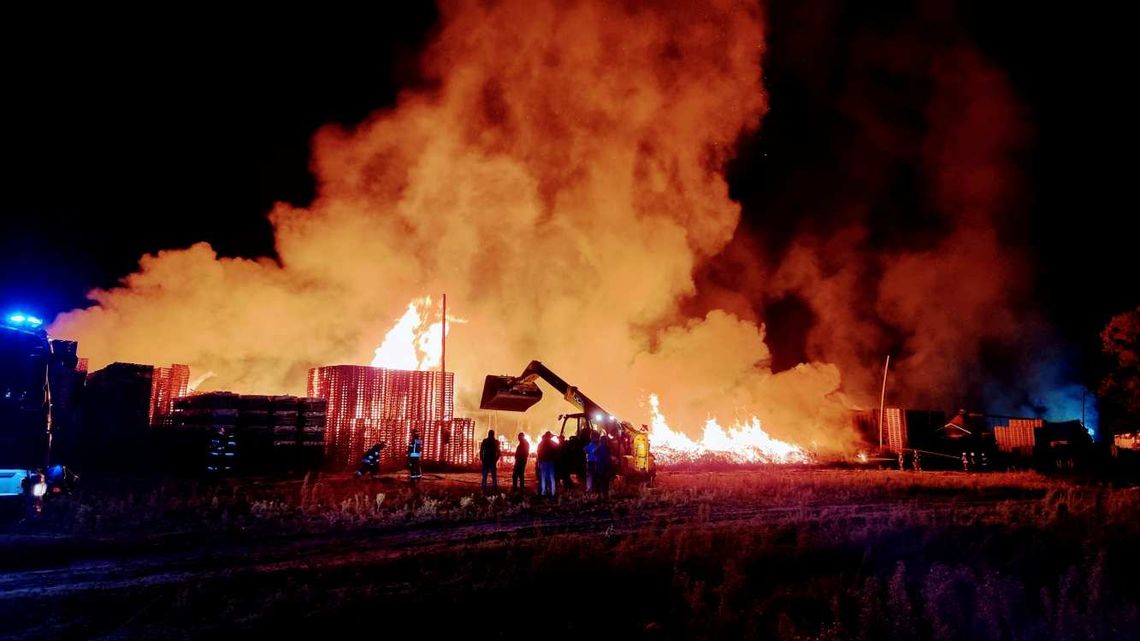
[49,0,861,453]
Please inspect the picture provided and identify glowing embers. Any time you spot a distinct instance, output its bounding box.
[647,394,809,464]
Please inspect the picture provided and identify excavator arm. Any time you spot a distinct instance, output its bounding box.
[480,360,606,419]
[479,360,652,477]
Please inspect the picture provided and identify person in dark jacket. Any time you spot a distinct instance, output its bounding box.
[480,430,501,492]
[408,430,423,486]
[512,433,530,492]
[356,442,386,478]
[594,435,612,497]
[584,432,600,492]
[537,431,558,497]
[558,433,584,490]
[21,469,45,520]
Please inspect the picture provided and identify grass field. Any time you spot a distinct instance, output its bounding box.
[1,468,1137,640]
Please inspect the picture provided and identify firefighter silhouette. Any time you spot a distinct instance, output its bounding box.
[408,430,423,485]
[206,427,238,475]
[356,442,386,478]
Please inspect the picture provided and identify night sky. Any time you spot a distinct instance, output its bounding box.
[1,1,1134,386]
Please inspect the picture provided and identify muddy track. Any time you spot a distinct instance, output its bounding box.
[0,495,1039,602]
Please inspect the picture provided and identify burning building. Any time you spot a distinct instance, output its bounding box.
[308,365,475,469]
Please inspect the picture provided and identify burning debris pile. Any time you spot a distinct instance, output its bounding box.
[647,394,809,465]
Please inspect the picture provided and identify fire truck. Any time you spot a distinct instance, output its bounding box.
[1,313,79,501]
[1,315,51,501]
[479,360,655,482]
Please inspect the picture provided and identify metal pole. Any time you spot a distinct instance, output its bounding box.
[878,354,890,450]
[440,293,447,457]
[44,340,53,469]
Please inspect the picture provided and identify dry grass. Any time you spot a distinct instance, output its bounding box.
[2,468,1138,640]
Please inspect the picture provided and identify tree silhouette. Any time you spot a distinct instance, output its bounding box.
[1100,307,1140,417]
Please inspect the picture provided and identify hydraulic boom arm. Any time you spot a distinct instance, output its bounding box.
[479,360,653,477]
[480,360,612,421]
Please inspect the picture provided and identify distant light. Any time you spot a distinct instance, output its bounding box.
[609,415,616,421]
[27,316,42,326]
[7,314,26,323]
[595,413,602,421]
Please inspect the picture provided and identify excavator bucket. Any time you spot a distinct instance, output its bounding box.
[479,375,543,412]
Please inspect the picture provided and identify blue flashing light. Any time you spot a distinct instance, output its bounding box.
[4,312,46,330]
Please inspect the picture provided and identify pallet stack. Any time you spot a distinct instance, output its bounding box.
[993,418,1043,456]
[308,365,474,469]
[150,364,190,427]
[168,392,326,473]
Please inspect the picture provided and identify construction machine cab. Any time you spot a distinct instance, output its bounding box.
[558,413,592,439]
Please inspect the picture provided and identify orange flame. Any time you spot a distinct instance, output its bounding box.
[647,394,809,464]
[371,297,439,370]
[371,296,465,371]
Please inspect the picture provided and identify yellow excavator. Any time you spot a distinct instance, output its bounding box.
[479,360,654,482]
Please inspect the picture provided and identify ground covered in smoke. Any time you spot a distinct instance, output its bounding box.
[2,469,1137,640]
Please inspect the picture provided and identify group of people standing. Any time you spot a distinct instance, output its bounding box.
[355,427,616,495]
[480,428,613,497]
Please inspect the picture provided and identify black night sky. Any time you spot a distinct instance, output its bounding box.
[1,1,1135,388]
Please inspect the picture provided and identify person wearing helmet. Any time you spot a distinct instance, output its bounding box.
[356,442,386,478]
[407,430,423,486]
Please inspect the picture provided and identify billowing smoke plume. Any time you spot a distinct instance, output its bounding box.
[52,0,858,452]
[698,2,1089,428]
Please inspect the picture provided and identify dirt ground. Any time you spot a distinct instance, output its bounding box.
[1,468,1136,640]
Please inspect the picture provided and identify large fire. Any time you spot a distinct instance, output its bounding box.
[371,296,448,371]
[49,0,869,453]
[646,394,808,464]
[375,297,812,464]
